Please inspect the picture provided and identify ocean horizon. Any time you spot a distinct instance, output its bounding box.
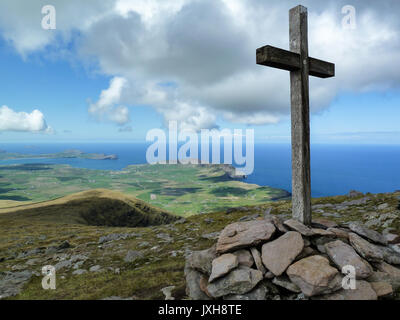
[0,142,399,198]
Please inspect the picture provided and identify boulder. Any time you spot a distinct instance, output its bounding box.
[284,219,315,236]
[311,229,335,237]
[124,250,143,263]
[186,245,217,275]
[348,233,383,262]
[207,266,263,298]
[216,220,275,253]
[233,249,254,268]
[262,231,304,276]
[325,240,372,279]
[287,255,342,297]
[370,281,393,297]
[184,265,212,300]
[250,247,267,274]
[223,284,267,300]
[209,254,238,283]
[348,222,387,245]
[377,245,400,265]
[312,218,338,229]
[318,280,377,300]
[327,228,349,240]
[385,233,400,244]
[272,276,302,293]
[367,270,400,291]
[264,214,288,233]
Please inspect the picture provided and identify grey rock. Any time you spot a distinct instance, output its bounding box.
[348,232,383,262]
[0,270,32,299]
[287,255,342,297]
[250,247,267,274]
[233,249,254,268]
[72,269,87,275]
[156,233,173,242]
[89,265,102,272]
[272,276,302,293]
[216,220,275,254]
[201,232,220,240]
[261,231,304,276]
[283,219,315,236]
[55,260,72,271]
[223,284,267,300]
[238,214,259,222]
[370,281,393,297]
[348,222,387,245]
[385,233,400,244]
[186,245,217,275]
[377,203,389,210]
[377,245,400,265]
[184,265,211,300]
[207,266,263,298]
[325,240,372,279]
[209,254,238,282]
[124,250,143,263]
[318,280,377,300]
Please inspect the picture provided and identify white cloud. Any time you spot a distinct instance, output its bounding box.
[88,76,130,125]
[0,105,52,133]
[1,0,400,129]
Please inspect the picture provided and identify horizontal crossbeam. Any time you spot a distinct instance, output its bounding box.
[256,45,335,78]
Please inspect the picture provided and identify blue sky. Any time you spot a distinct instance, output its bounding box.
[0,0,399,144]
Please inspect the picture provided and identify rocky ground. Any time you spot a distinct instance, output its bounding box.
[1,190,400,300]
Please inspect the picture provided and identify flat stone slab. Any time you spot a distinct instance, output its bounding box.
[250,247,267,274]
[327,228,349,240]
[186,245,217,275]
[287,255,342,297]
[209,254,238,283]
[318,280,377,300]
[284,219,315,236]
[370,281,393,297]
[377,245,400,265]
[262,231,304,276]
[312,218,338,229]
[325,240,372,279]
[311,228,335,237]
[223,284,267,300]
[216,220,276,254]
[207,266,263,298]
[272,276,302,293]
[385,233,400,244]
[232,249,254,268]
[348,232,383,262]
[348,222,387,245]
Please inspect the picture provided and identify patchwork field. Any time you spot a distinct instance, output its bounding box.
[0,163,290,216]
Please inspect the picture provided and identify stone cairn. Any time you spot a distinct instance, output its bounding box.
[185,214,400,300]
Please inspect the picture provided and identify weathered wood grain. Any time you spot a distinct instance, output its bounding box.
[289,5,312,225]
[256,5,335,225]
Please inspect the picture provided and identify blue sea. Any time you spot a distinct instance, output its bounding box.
[0,143,399,198]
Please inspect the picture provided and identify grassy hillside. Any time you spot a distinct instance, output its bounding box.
[0,189,178,227]
[1,189,399,300]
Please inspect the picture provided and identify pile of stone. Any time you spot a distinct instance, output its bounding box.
[185,214,400,300]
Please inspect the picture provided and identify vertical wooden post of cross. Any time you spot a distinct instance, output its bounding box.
[289,5,311,225]
[256,5,335,225]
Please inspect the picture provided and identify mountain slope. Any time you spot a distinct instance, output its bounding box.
[0,189,178,227]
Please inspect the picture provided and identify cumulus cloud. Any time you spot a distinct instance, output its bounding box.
[0,105,52,133]
[1,0,400,129]
[88,76,130,125]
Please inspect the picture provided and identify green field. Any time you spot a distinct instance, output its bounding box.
[0,163,290,216]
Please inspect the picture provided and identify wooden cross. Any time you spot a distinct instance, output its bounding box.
[256,5,335,225]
